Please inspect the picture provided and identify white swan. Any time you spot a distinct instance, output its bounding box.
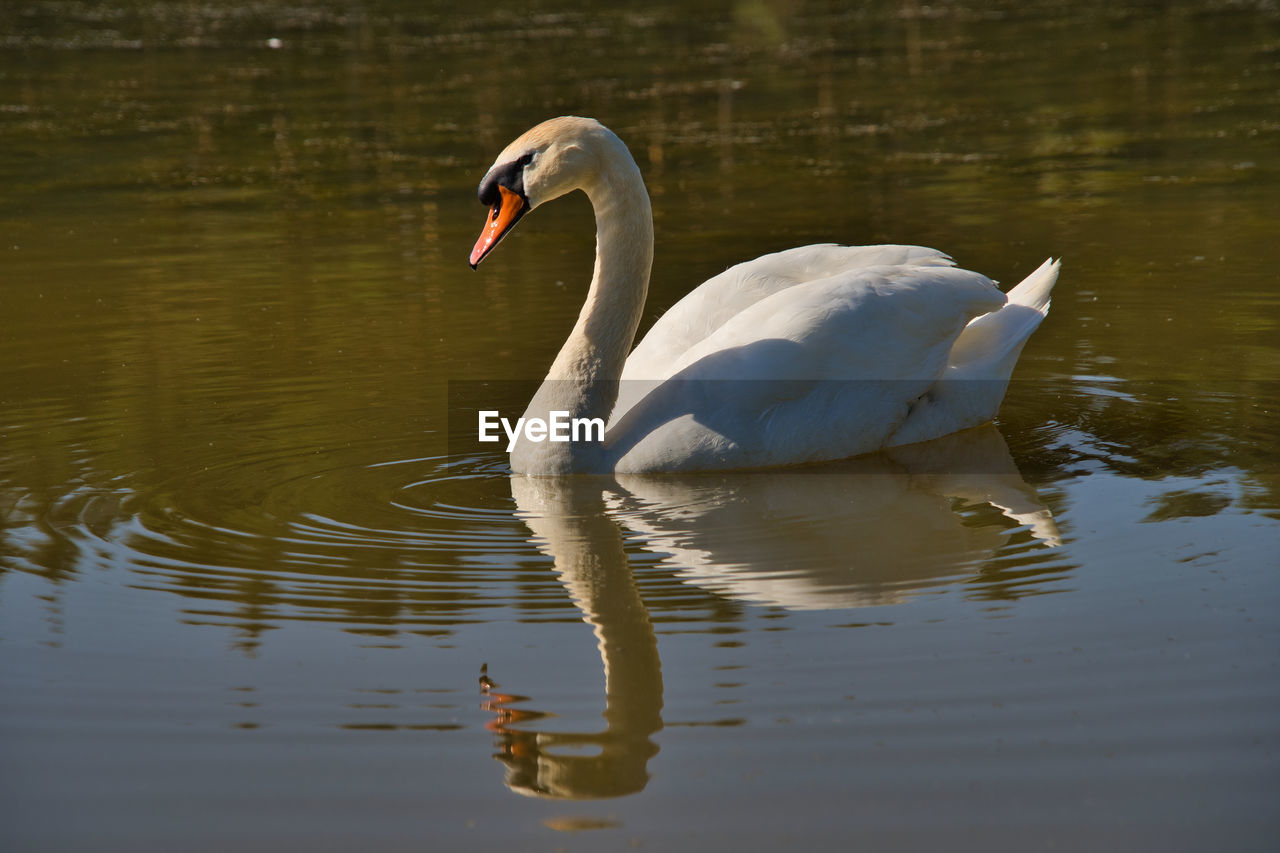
[469,116,1059,475]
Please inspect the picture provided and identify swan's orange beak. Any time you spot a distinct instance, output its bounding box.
[469,185,527,269]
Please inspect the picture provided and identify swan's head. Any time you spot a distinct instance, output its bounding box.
[468,116,616,268]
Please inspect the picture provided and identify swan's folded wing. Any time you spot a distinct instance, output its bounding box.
[608,264,1007,471]
[621,244,954,383]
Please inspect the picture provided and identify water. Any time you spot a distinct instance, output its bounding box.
[2,1,1278,850]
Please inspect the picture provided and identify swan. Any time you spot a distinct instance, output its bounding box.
[469,116,1059,475]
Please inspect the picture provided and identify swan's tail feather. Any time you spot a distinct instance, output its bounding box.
[947,258,1059,373]
[887,258,1059,448]
[1006,256,1058,316]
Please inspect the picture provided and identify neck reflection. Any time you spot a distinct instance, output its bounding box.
[486,425,1061,799]
[484,477,663,800]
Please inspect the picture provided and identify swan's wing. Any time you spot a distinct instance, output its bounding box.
[668,263,1004,380]
[608,264,1007,471]
[621,244,954,383]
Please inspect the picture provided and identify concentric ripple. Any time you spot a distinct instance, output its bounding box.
[1,410,1096,639]
[2,435,581,637]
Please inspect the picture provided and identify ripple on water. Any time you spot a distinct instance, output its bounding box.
[2,349,1128,651]
[3,413,1090,638]
[2,441,571,636]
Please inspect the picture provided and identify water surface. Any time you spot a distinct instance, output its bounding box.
[2,2,1278,851]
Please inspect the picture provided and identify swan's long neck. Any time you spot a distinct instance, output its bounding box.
[513,139,654,474]
[549,161,653,390]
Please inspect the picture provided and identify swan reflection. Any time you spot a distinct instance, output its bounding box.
[485,425,1059,799]
[484,478,663,800]
[612,423,1060,609]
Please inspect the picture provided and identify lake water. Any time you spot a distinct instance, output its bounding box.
[2,1,1278,850]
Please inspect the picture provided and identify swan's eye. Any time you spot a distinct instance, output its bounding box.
[518,151,536,169]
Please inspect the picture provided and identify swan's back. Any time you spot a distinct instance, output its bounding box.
[621,244,954,383]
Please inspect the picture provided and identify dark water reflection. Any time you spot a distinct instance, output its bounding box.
[3,1,1279,850]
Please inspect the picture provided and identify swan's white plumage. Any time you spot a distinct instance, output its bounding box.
[619,244,955,383]
[471,116,1059,475]
[886,257,1059,447]
[607,261,1014,471]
